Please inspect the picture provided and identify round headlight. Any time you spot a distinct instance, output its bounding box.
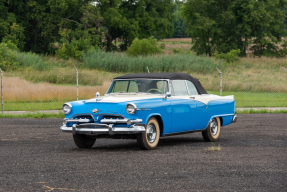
[126,103,137,114]
[62,103,72,114]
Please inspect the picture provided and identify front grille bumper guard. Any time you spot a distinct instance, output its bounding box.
[61,117,145,135]
[60,123,145,135]
[232,115,237,123]
[64,118,142,124]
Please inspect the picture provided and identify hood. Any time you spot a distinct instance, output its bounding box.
[65,94,163,118]
[85,94,163,103]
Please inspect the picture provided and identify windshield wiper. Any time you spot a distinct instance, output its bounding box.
[109,92,125,95]
[109,92,147,95]
[129,92,147,94]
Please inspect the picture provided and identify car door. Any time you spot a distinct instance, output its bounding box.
[186,80,208,129]
[170,80,200,133]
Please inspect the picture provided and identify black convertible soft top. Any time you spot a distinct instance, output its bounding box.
[114,72,208,94]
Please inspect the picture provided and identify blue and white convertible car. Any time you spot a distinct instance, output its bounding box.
[60,73,237,150]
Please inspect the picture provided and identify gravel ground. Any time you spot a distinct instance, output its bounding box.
[0,114,286,192]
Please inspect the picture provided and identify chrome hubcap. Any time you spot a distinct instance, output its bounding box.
[147,123,156,143]
[211,119,218,136]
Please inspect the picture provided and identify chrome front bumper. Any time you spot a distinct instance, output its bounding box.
[60,123,146,135]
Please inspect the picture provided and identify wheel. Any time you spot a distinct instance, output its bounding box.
[137,117,160,150]
[202,117,221,142]
[73,134,96,148]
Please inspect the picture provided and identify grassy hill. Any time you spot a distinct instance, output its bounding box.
[2,38,287,110]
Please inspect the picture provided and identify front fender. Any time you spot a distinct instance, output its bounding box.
[145,113,162,124]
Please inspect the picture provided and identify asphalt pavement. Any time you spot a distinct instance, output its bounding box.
[0,114,286,192]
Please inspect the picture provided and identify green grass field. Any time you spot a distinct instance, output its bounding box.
[0,112,64,118]
[1,38,286,114]
[3,101,65,111]
[2,91,286,111]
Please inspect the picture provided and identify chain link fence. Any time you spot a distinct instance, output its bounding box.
[209,67,287,108]
[0,69,115,112]
[0,68,286,112]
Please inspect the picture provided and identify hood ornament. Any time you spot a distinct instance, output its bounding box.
[91,108,102,114]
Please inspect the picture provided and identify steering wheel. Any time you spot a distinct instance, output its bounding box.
[147,88,163,94]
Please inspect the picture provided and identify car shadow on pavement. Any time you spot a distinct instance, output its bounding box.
[65,135,206,152]
[158,136,205,147]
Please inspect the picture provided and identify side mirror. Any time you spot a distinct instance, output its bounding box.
[95,92,100,97]
[164,92,171,99]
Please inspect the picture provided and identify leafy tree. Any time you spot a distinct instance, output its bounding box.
[135,0,175,39]
[0,41,19,71]
[214,49,240,64]
[1,0,175,54]
[1,20,25,50]
[0,0,174,54]
[0,0,9,39]
[96,0,174,51]
[172,0,187,38]
[5,0,93,53]
[172,48,183,54]
[56,3,104,59]
[182,0,287,57]
[181,0,217,56]
[0,1,25,49]
[99,0,138,51]
[126,37,162,56]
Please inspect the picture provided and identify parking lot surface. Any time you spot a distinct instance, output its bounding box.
[0,114,286,192]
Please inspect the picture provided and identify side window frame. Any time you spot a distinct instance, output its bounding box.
[186,80,199,95]
[170,80,189,96]
[185,80,190,95]
[170,81,175,95]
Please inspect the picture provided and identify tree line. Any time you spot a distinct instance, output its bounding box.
[181,0,287,57]
[1,0,286,57]
[0,0,175,54]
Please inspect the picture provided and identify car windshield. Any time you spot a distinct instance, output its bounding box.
[106,80,169,95]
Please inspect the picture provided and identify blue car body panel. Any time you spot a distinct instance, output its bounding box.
[63,96,235,135]
[60,73,238,150]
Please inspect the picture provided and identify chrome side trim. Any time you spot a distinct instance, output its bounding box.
[211,113,235,118]
[162,128,206,137]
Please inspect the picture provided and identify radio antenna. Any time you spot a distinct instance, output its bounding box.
[147,67,150,73]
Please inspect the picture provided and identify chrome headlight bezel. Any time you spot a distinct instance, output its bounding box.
[62,103,72,114]
[126,103,137,114]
